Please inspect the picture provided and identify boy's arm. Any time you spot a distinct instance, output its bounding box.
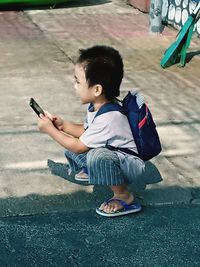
[44,111,85,138]
[61,121,85,138]
[49,127,89,153]
[38,116,89,154]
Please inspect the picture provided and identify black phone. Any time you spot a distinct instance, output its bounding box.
[29,98,45,117]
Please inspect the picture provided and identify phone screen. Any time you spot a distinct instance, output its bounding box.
[29,98,45,117]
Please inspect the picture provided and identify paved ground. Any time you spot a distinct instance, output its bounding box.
[0,0,200,266]
[1,206,200,267]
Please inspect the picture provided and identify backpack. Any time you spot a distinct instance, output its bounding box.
[93,91,162,161]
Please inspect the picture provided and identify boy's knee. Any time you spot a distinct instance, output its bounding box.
[87,148,117,168]
[87,148,106,166]
[64,149,72,159]
[64,149,78,158]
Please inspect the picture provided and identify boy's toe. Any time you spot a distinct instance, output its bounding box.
[100,200,123,213]
[99,202,107,211]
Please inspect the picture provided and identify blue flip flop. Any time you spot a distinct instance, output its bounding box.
[75,167,89,182]
[96,198,142,217]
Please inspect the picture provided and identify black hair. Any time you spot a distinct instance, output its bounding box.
[76,45,124,101]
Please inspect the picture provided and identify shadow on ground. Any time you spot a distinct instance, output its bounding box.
[47,158,163,197]
[1,159,199,218]
[0,185,199,217]
[161,49,200,69]
[186,50,200,63]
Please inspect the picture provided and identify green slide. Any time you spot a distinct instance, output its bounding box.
[160,2,200,68]
[0,0,72,6]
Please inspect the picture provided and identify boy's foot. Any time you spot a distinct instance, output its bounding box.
[96,194,142,217]
[99,193,134,212]
[75,169,89,182]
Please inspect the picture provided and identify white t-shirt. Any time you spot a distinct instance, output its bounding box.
[79,105,138,154]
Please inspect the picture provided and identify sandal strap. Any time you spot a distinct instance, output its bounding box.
[105,198,133,210]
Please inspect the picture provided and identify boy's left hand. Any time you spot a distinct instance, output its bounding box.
[38,114,55,133]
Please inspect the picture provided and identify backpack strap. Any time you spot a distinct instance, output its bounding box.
[106,145,141,159]
[92,102,140,158]
[93,102,124,120]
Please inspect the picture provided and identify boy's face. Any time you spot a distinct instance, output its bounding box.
[74,63,95,104]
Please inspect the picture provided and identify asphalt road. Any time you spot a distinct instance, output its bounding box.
[1,205,200,267]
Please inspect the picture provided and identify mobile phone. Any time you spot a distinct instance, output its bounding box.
[29,98,45,117]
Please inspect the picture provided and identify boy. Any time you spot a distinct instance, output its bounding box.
[37,45,145,217]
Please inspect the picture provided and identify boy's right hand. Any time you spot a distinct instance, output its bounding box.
[44,111,64,130]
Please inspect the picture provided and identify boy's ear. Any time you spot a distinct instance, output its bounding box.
[94,84,103,97]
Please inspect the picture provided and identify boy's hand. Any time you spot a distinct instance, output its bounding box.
[44,110,64,130]
[38,114,54,134]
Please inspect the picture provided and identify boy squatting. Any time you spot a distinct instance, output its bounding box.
[37,45,145,217]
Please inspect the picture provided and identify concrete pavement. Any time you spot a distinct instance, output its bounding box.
[0,0,200,265]
[1,0,200,217]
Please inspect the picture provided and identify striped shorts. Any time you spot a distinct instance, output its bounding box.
[64,148,144,186]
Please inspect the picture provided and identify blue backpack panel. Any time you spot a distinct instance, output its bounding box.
[94,91,162,161]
